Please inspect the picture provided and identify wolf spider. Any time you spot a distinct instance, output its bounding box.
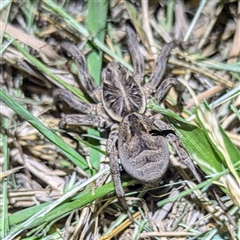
[54,22,201,221]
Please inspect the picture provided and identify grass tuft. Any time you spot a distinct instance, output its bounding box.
[1,1,239,239]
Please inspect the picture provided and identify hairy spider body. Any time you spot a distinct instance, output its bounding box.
[54,22,201,221]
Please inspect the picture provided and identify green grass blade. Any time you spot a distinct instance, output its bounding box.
[194,102,240,176]
[200,60,240,73]
[231,104,240,120]
[1,118,10,237]
[86,0,108,85]
[86,0,108,172]
[194,102,240,207]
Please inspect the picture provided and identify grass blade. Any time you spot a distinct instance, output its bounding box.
[86,0,108,172]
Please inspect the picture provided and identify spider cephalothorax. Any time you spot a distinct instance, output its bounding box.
[101,62,145,122]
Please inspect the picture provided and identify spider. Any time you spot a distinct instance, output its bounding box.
[54,22,201,221]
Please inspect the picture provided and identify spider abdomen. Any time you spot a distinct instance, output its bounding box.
[118,112,170,185]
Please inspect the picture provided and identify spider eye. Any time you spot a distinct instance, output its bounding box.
[107,68,112,73]
[118,65,121,70]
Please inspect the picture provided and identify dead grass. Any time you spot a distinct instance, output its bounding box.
[0,1,240,239]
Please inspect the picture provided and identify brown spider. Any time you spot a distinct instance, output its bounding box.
[54,22,201,221]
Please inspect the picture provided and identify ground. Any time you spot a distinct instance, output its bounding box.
[0,1,240,239]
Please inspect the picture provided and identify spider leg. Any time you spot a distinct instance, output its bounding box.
[58,114,108,129]
[145,42,176,92]
[54,89,95,114]
[154,77,185,105]
[61,42,102,103]
[126,21,144,85]
[153,119,202,183]
[107,127,134,222]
